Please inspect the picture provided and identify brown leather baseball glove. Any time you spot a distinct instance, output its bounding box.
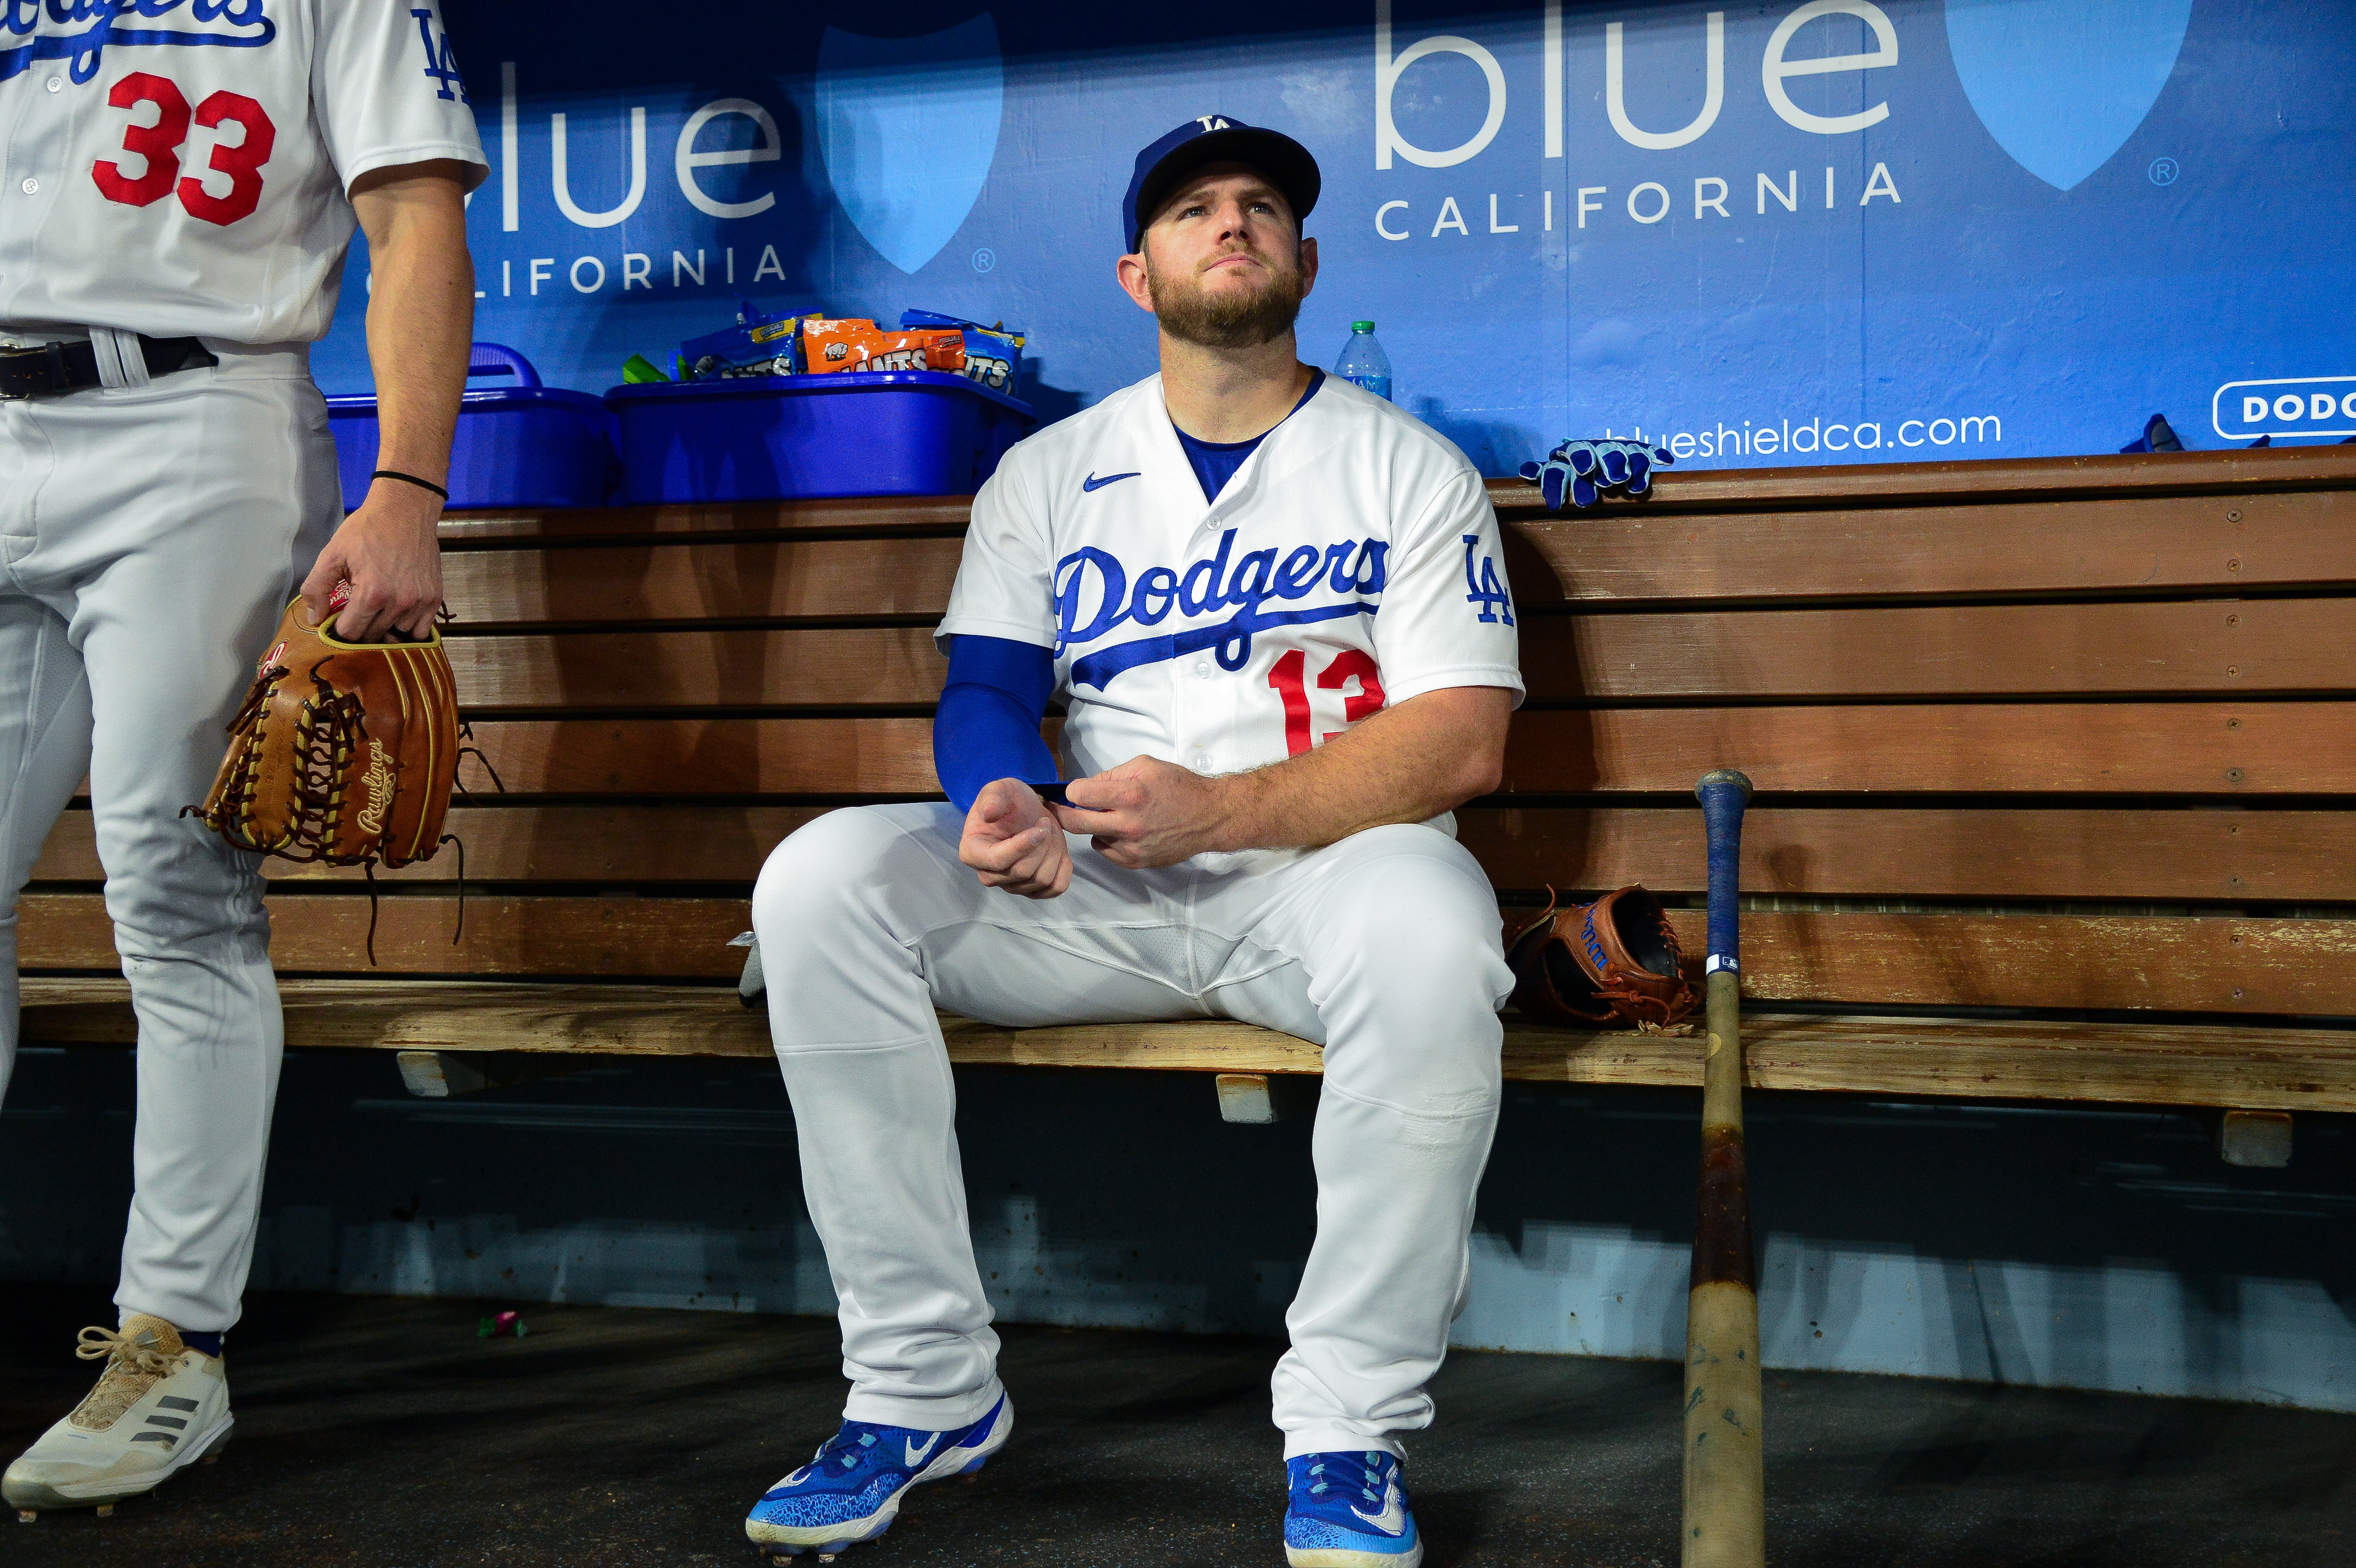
[192,597,463,881]
[1505,884,1698,1031]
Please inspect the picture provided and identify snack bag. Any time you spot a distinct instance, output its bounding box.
[900,310,1026,392]
[681,301,818,380]
[921,332,968,373]
[853,328,961,373]
[801,317,879,373]
[803,319,964,375]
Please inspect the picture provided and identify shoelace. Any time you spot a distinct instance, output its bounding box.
[807,1424,891,1475]
[68,1325,179,1432]
[1297,1452,1394,1509]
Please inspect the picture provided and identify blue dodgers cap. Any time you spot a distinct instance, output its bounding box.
[1122,115,1321,253]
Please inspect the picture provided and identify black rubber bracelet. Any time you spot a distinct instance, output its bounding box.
[371,468,450,501]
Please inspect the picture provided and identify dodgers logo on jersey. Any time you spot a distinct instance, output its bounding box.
[1461,534,1514,626]
[410,6,465,103]
[1054,528,1388,690]
[1,0,277,87]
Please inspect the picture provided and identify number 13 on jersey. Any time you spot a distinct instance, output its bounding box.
[1268,649,1386,756]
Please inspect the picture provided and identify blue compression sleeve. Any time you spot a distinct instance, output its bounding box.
[934,634,1059,813]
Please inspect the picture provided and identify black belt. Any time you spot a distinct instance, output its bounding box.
[0,335,218,399]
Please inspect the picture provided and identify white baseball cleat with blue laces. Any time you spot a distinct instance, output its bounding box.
[1284,1450,1423,1567]
[744,1394,1012,1559]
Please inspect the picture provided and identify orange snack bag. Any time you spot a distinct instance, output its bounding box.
[920,332,967,373]
[801,317,879,373]
[862,330,963,373]
[802,319,965,375]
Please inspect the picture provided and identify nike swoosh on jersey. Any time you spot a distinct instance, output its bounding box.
[1081,471,1141,492]
[904,1433,942,1466]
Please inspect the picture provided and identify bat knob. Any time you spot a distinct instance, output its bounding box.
[1695,768,1754,805]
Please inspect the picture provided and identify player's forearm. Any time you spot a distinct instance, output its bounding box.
[353,166,474,484]
[1210,686,1511,852]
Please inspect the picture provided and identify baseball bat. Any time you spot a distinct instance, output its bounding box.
[1681,768,1763,1568]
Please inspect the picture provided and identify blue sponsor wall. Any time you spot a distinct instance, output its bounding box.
[322,0,2356,469]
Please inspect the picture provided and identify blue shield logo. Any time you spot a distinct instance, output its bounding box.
[1945,0,2193,191]
[816,16,1004,274]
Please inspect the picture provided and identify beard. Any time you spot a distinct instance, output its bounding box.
[1145,246,1308,349]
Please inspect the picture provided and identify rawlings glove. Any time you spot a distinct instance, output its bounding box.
[192,597,463,873]
[1503,884,1698,1031]
[1518,437,1676,510]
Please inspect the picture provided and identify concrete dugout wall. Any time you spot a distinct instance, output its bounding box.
[7,1050,2354,1412]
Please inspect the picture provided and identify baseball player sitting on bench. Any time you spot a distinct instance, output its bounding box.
[744,117,1522,1567]
[0,3,483,1522]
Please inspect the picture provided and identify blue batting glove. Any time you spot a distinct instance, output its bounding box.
[1521,438,1675,511]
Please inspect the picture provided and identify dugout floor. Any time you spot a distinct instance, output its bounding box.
[2,1286,2349,1568]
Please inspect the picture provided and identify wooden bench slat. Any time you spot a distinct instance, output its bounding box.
[442,537,966,624]
[440,495,974,542]
[416,704,2355,798]
[458,716,939,795]
[18,893,752,977]
[437,490,2356,625]
[1521,598,2356,699]
[1453,805,2356,903]
[1490,445,2356,512]
[1665,909,2355,1014]
[35,805,2356,904]
[1498,703,2355,795]
[446,627,944,710]
[21,977,2356,1112]
[1502,489,2356,604]
[37,805,823,884]
[20,895,2351,1012]
[432,599,2356,710]
[1498,1012,2356,1111]
[435,450,2356,551]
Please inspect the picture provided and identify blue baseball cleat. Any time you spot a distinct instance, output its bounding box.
[1284,1450,1423,1567]
[744,1394,1012,1560]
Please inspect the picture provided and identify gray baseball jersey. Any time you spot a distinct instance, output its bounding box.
[0,0,486,342]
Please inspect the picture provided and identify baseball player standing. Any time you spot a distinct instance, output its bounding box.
[746,117,1521,1566]
[0,2,483,1519]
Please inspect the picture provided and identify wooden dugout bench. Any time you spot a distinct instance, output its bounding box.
[15,446,2356,1154]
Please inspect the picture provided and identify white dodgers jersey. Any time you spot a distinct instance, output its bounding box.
[938,373,1524,809]
[0,0,486,343]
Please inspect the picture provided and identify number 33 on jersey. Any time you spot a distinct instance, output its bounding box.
[0,1,487,344]
[938,372,1524,788]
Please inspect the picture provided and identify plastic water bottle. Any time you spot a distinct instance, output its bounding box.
[1334,321,1392,402]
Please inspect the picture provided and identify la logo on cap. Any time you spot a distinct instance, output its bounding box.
[1122,115,1320,252]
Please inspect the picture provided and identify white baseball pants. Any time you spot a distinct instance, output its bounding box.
[0,341,338,1333]
[752,803,1512,1458]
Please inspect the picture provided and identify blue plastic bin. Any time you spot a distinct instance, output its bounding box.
[604,370,1036,504]
[327,343,617,511]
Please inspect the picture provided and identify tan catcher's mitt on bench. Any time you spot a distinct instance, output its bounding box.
[1505,884,1698,1032]
[190,597,462,878]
